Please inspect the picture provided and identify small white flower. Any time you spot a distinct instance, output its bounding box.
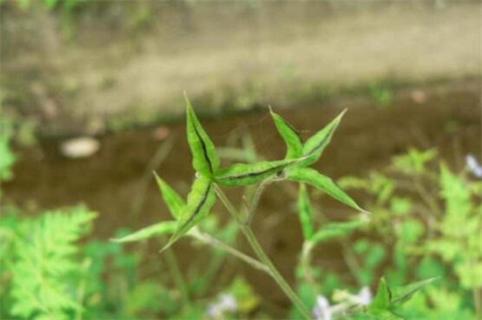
[207,293,237,319]
[313,295,332,320]
[466,154,482,178]
[218,294,237,312]
[207,304,222,319]
[354,287,372,306]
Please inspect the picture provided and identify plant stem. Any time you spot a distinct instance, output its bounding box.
[190,229,269,274]
[193,227,240,295]
[244,179,271,225]
[243,227,312,319]
[300,241,317,288]
[340,240,364,287]
[164,248,190,304]
[214,184,312,320]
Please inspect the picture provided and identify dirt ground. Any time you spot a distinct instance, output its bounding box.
[4,80,481,313]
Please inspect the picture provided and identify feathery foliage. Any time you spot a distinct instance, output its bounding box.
[9,206,96,319]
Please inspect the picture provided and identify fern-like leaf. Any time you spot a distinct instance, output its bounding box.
[10,206,96,319]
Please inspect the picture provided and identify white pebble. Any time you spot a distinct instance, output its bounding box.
[60,137,100,158]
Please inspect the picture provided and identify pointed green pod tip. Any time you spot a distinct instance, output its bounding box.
[287,167,367,213]
[184,91,195,115]
[339,107,348,118]
[111,221,178,243]
[269,106,303,160]
[301,108,348,166]
[161,176,216,252]
[154,172,186,220]
[185,94,220,177]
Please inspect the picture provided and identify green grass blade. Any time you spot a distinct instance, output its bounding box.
[301,109,346,166]
[161,176,216,252]
[185,94,220,177]
[154,172,186,220]
[215,159,299,187]
[297,184,315,241]
[112,221,178,243]
[270,107,303,159]
[287,167,366,212]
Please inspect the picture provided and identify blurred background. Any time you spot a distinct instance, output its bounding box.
[1,0,481,319]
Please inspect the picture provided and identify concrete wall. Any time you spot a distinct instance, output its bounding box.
[1,1,481,135]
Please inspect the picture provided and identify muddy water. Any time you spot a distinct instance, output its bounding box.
[3,81,481,312]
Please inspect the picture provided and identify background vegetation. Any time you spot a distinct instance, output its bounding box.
[1,1,481,319]
[1,101,481,318]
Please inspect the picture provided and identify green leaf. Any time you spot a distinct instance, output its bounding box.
[10,207,95,319]
[112,221,178,243]
[215,158,299,187]
[181,176,216,227]
[367,277,435,317]
[440,164,472,219]
[310,219,366,245]
[162,176,216,251]
[154,172,185,220]
[228,277,260,313]
[369,278,392,312]
[392,148,437,175]
[390,277,437,305]
[269,107,303,159]
[297,184,315,240]
[185,94,219,177]
[301,109,346,166]
[287,167,365,212]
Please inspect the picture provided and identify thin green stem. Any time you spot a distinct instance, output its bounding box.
[214,184,312,320]
[244,179,271,225]
[190,229,269,273]
[340,240,364,287]
[243,227,312,319]
[164,248,190,304]
[192,226,240,295]
[300,241,317,288]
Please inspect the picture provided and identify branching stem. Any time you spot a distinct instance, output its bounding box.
[214,184,311,320]
[190,229,269,273]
